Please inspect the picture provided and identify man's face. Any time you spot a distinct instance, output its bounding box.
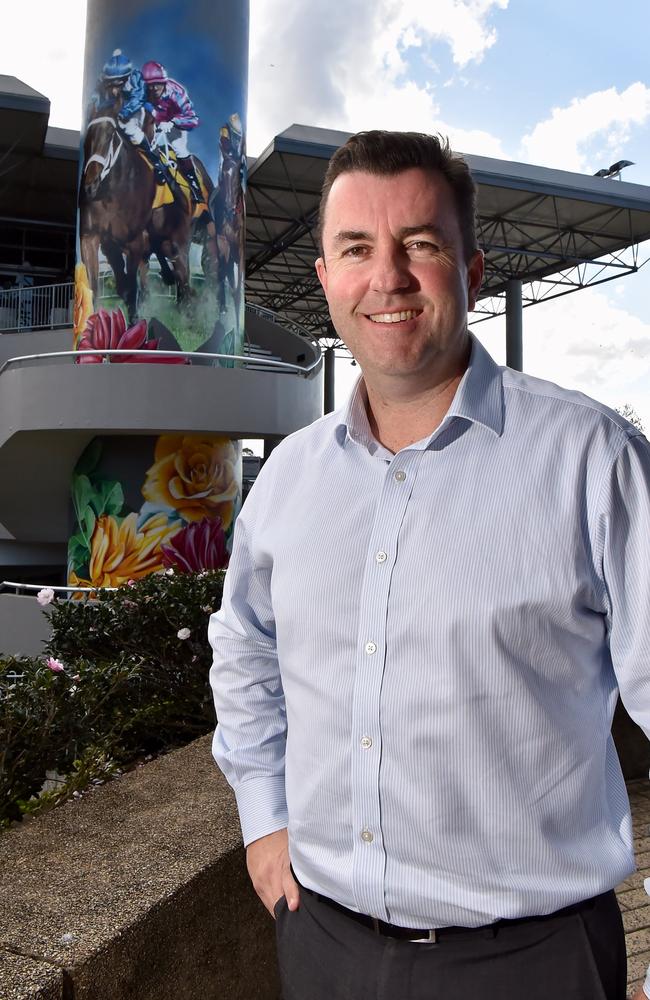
[315,167,483,392]
[149,83,165,101]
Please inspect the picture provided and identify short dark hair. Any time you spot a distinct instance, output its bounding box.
[318,130,478,261]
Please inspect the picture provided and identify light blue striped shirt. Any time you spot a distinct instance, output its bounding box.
[210,335,650,934]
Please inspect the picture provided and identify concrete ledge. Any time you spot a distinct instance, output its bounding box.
[0,735,280,1000]
[0,953,63,1000]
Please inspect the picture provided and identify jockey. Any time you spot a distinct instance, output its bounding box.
[90,49,173,189]
[141,61,203,203]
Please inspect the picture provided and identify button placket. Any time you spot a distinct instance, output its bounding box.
[350,450,423,919]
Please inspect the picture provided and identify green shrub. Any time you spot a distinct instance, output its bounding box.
[0,570,224,827]
[0,653,143,824]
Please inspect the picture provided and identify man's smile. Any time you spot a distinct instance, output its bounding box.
[365,309,422,323]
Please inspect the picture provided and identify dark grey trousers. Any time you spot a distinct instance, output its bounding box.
[275,888,626,1000]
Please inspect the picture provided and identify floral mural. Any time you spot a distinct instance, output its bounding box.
[67,434,241,590]
[142,435,239,528]
[161,517,230,573]
[74,263,95,343]
[75,306,188,364]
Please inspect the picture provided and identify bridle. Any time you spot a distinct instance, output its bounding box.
[84,116,124,183]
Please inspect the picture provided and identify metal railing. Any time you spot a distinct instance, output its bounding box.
[0,282,320,345]
[0,346,321,377]
[0,283,73,333]
[245,300,319,349]
[1,581,113,596]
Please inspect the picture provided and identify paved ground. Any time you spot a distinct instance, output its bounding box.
[619,780,650,996]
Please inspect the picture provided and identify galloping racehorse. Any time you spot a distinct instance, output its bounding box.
[79,102,208,321]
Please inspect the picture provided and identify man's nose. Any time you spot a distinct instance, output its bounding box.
[369,245,411,293]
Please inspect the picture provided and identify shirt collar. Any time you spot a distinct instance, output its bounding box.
[445,334,504,437]
[335,333,504,449]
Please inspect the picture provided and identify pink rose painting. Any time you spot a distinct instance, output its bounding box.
[161,517,230,573]
[76,308,187,364]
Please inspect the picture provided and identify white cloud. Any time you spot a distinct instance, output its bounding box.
[474,282,650,432]
[520,82,650,174]
[384,0,509,70]
[248,0,509,155]
[0,1,86,130]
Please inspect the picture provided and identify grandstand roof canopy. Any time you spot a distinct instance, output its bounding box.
[3,73,650,333]
[245,124,650,336]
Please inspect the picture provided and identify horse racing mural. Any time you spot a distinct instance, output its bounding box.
[70,0,248,587]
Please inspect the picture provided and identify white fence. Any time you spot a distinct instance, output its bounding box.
[0,282,73,333]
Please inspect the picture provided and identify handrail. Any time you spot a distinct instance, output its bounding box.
[0,282,322,353]
[245,300,320,348]
[1,581,115,594]
[0,281,72,333]
[0,347,321,377]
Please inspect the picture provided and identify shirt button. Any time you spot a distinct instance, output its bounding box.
[394,470,406,482]
[375,550,387,563]
[361,829,374,843]
[360,736,373,749]
[365,641,377,655]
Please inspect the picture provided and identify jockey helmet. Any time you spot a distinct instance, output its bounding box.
[142,61,168,84]
[103,49,132,82]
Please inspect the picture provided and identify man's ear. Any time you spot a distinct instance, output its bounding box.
[467,250,484,312]
[315,256,328,294]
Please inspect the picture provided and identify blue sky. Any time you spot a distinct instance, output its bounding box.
[3,0,650,426]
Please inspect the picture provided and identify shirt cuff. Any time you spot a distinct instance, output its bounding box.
[234,774,289,847]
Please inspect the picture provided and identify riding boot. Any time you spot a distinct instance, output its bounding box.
[137,138,173,188]
[178,156,203,203]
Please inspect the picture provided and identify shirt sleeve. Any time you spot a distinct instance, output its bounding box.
[601,432,650,736]
[208,492,288,847]
[600,431,650,997]
[169,81,199,129]
[120,70,145,119]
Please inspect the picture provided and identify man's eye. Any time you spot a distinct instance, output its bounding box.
[342,245,369,258]
[407,241,438,253]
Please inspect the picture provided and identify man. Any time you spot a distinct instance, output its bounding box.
[141,60,203,203]
[88,49,172,189]
[210,131,650,999]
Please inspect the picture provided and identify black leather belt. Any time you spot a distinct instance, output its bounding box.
[301,884,603,943]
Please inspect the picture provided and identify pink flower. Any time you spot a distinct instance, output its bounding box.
[46,657,65,673]
[76,308,186,364]
[37,587,55,606]
[161,517,229,574]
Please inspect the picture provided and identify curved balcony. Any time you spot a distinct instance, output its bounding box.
[0,299,323,542]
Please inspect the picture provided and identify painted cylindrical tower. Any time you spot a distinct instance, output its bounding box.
[69,0,248,588]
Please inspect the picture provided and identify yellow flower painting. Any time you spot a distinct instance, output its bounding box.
[142,434,240,529]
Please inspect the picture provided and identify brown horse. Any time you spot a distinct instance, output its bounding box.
[79,102,200,321]
[141,124,216,304]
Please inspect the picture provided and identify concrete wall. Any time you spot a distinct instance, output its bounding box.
[0,594,51,657]
[0,735,281,1000]
[0,316,322,544]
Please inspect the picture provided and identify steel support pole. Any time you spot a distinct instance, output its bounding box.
[505,279,523,371]
[324,346,336,414]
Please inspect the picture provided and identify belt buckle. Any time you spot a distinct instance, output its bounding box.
[411,928,437,943]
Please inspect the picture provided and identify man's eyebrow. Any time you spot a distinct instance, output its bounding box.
[332,225,447,245]
[398,224,446,242]
[332,230,372,245]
